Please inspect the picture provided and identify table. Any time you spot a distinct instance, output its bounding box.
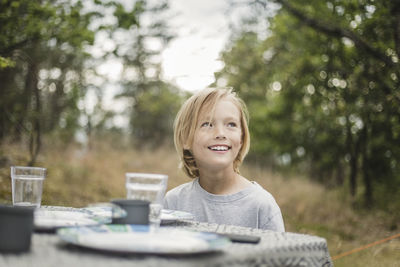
[0,220,333,267]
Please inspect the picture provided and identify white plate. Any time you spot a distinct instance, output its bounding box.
[83,206,194,224]
[35,206,194,230]
[161,209,194,224]
[35,206,108,231]
[57,224,229,254]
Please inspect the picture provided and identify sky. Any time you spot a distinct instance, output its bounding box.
[161,0,232,92]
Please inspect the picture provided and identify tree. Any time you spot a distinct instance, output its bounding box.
[130,82,185,147]
[0,0,100,164]
[114,0,183,147]
[1,0,184,161]
[216,0,400,208]
[0,0,143,163]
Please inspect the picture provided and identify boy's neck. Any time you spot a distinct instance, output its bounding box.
[198,170,251,195]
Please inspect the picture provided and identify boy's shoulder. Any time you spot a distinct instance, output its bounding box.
[246,181,281,209]
[248,181,274,198]
[252,182,280,213]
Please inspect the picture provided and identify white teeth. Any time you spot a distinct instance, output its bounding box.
[210,146,228,151]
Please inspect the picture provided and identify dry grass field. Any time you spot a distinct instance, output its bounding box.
[0,138,399,266]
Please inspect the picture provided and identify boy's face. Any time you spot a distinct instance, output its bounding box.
[191,97,242,174]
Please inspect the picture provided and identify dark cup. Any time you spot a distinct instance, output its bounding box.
[0,205,34,253]
[110,199,150,225]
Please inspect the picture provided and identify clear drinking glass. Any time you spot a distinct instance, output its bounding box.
[125,173,168,229]
[11,166,47,208]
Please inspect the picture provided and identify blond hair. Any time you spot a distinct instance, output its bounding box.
[174,87,250,178]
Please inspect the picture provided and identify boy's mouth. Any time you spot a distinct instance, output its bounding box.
[208,145,231,151]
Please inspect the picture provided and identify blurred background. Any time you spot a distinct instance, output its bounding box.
[0,0,399,266]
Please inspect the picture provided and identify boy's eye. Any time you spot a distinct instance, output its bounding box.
[201,122,212,127]
[228,122,237,127]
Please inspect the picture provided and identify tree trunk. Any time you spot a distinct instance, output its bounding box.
[346,116,358,199]
[391,1,400,59]
[349,153,358,198]
[335,161,344,186]
[47,72,66,132]
[13,61,34,141]
[0,68,14,141]
[27,61,41,166]
[360,122,373,207]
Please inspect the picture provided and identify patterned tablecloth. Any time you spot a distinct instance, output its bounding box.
[0,220,332,267]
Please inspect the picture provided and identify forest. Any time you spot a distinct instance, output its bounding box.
[2,0,398,211]
[0,1,399,264]
[215,0,400,212]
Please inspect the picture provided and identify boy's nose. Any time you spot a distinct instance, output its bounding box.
[214,125,226,139]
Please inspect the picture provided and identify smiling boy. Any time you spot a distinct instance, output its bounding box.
[164,87,285,231]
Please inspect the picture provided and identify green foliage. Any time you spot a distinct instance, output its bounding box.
[0,0,180,160]
[0,0,101,146]
[130,83,185,147]
[0,56,15,68]
[114,1,143,29]
[113,0,178,146]
[216,0,400,208]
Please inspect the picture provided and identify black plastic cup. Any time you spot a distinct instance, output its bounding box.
[110,199,150,225]
[0,205,34,253]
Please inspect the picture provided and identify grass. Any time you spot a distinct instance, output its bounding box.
[1,138,399,266]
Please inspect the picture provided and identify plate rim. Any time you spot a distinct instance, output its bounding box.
[161,209,194,223]
[35,206,195,230]
[57,224,229,255]
[35,206,107,230]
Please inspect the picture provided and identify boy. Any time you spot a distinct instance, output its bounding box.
[164,87,284,231]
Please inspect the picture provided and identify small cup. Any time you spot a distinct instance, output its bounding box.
[110,199,150,225]
[11,166,46,208]
[0,205,34,253]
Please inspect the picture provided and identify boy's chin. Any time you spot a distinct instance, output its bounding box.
[199,161,235,172]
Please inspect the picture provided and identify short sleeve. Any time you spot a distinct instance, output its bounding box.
[262,211,285,232]
[163,189,177,210]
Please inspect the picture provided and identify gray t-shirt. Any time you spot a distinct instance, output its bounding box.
[164,178,285,231]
